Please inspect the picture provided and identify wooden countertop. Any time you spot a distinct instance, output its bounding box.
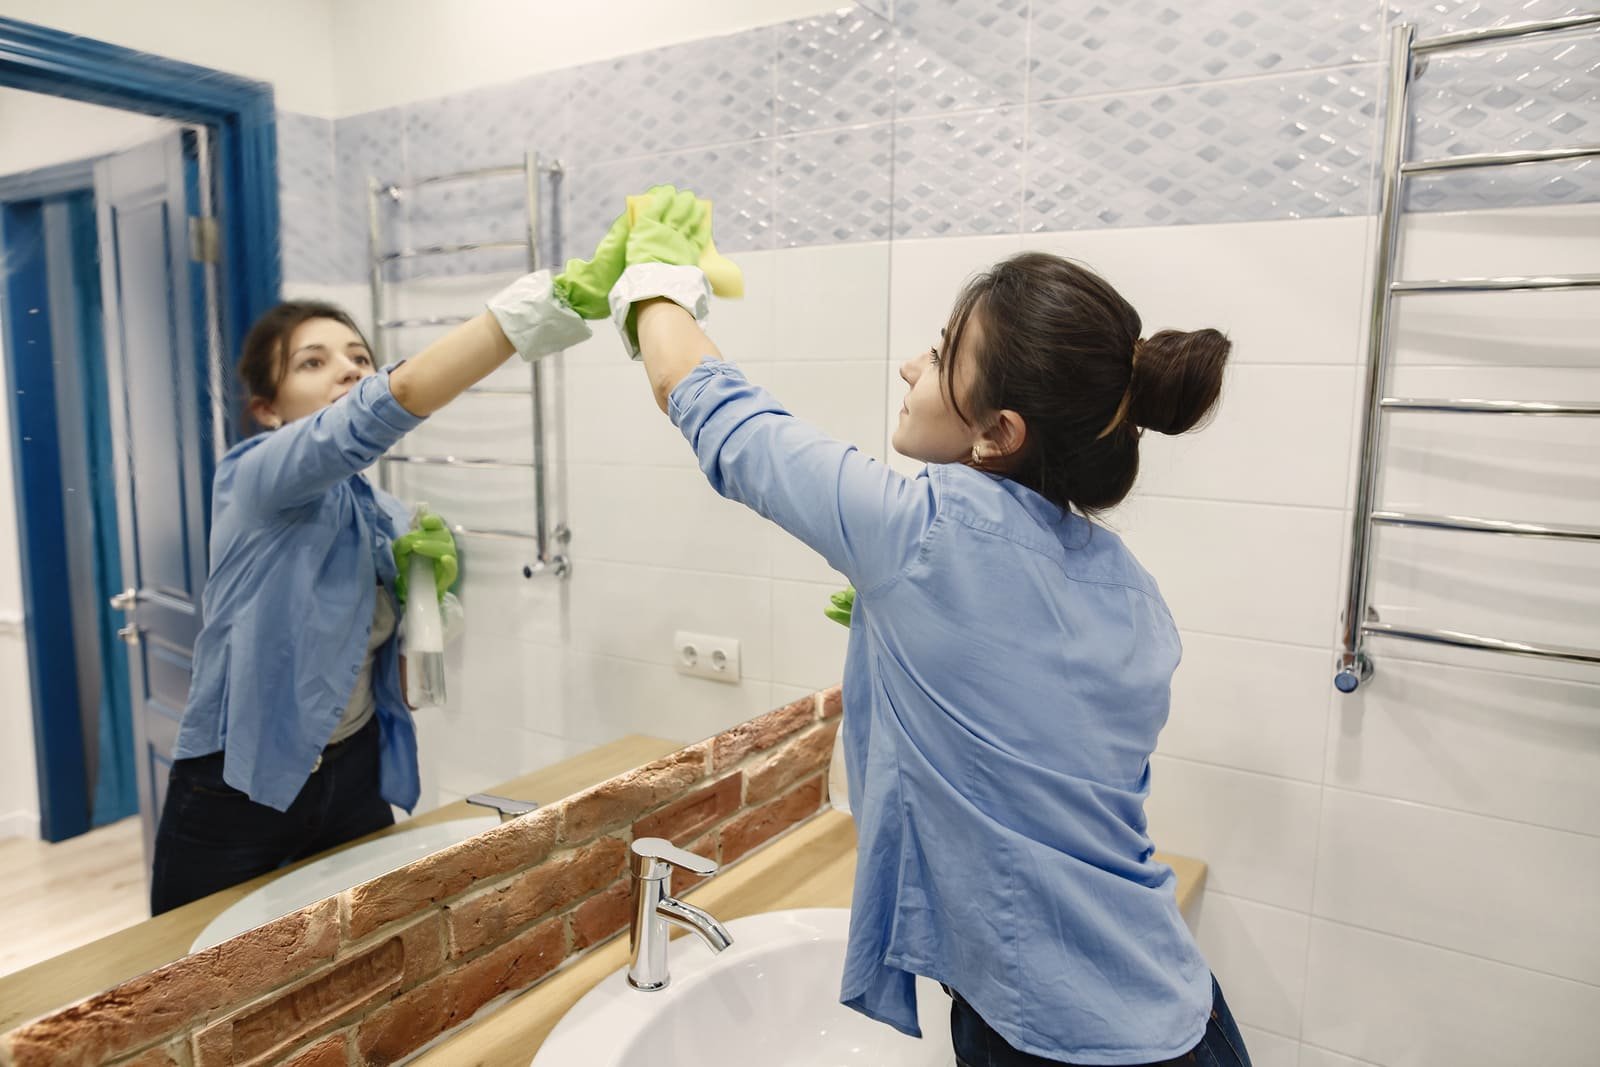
[414,811,1208,1067]
[0,735,684,1033]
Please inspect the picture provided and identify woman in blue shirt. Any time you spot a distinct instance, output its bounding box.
[150,269,592,915]
[608,226,1251,1065]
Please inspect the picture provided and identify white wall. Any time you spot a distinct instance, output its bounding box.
[5,0,846,118]
[2,0,339,116]
[0,89,174,177]
[330,0,850,115]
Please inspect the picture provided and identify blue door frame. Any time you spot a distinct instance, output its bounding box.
[0,17,281,839]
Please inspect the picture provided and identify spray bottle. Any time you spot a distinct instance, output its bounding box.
[403,504,448,708]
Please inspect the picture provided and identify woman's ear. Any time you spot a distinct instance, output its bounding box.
[249,397,282,430]
[985,409,1028,460]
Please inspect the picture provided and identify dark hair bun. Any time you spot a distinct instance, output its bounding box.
[1129,328,1230,435]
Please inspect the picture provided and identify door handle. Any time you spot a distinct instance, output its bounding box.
[109,588,138,612]
[117,624,141,646]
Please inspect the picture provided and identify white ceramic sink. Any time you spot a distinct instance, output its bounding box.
[532,908,955,1067]
[190,815,499,951]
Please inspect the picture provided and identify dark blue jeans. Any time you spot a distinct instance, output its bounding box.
[149,715,395,915]
[948,976,1252,1066]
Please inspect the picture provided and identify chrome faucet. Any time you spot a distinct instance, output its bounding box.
[627,837,733,990]
[465,793,539,822]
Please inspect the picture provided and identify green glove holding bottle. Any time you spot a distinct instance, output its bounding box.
[392,512,458,606]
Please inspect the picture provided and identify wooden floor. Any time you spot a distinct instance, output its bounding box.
[0,817,150,978]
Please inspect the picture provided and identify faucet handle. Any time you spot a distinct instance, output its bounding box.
[631,837,718,881]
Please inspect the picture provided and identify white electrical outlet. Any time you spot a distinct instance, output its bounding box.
[673,631,741,684]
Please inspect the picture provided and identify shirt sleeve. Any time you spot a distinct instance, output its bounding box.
[669,358,933,591]
[229,367,424,520]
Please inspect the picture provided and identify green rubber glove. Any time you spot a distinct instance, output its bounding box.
[551,209,632,320]
[625,184,742,294]
[824,586,855,628]
[392,513,458,606]
[624,185,713,269]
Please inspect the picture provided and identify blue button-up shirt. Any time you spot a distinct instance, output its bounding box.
[671,359,1211,1063]
[172,368,424,814]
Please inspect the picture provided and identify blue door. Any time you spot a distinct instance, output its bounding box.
[95,131,214,867]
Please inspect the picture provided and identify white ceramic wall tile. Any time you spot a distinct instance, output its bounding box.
[1302,918,1600,1067]
[1313,787,1600,984]
[1389,290,1600,370]
[772,683,817,706]
[770,579,851,690]
[454,537,569,648]
[1238,1025,1302,1067]
[565,362,705,469]
[1326,657,1600,836]
[565,560,775,681]
[1381,368,1600,527]
[1110,496,1347,649]
[443,630,561,737]
[887,233,1026,364]
[540,650,778,748]
[706,250,778,363]
[1145,755,1323,911]
[1192,891,1311,1038]
[770,242,892,362]
[1396,202,1600,280]
[1024,217,1371,367]
[1138,364,1360,508]
[770,522,850,585]
[566,463,773,578]
[745,361,891,458]
[1368,524,1600,652]
[1159,633,1331,783]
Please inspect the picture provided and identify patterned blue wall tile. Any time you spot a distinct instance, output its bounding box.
[564,142,774,257]
[1025,67,1380,232]
[565,28,774,164]
[775,124,894,246]
[277,111,340,283]
[334,107,405,283]
[402,70,569,179]
[895,0,1028,117]
[1401,29,1600,209]
[1029,0,1381,101]
[1387,0,1592,37]
[776,9,895,133]
[892,108,1024,237]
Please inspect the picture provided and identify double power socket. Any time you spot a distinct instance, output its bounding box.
[673,630,741,684]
